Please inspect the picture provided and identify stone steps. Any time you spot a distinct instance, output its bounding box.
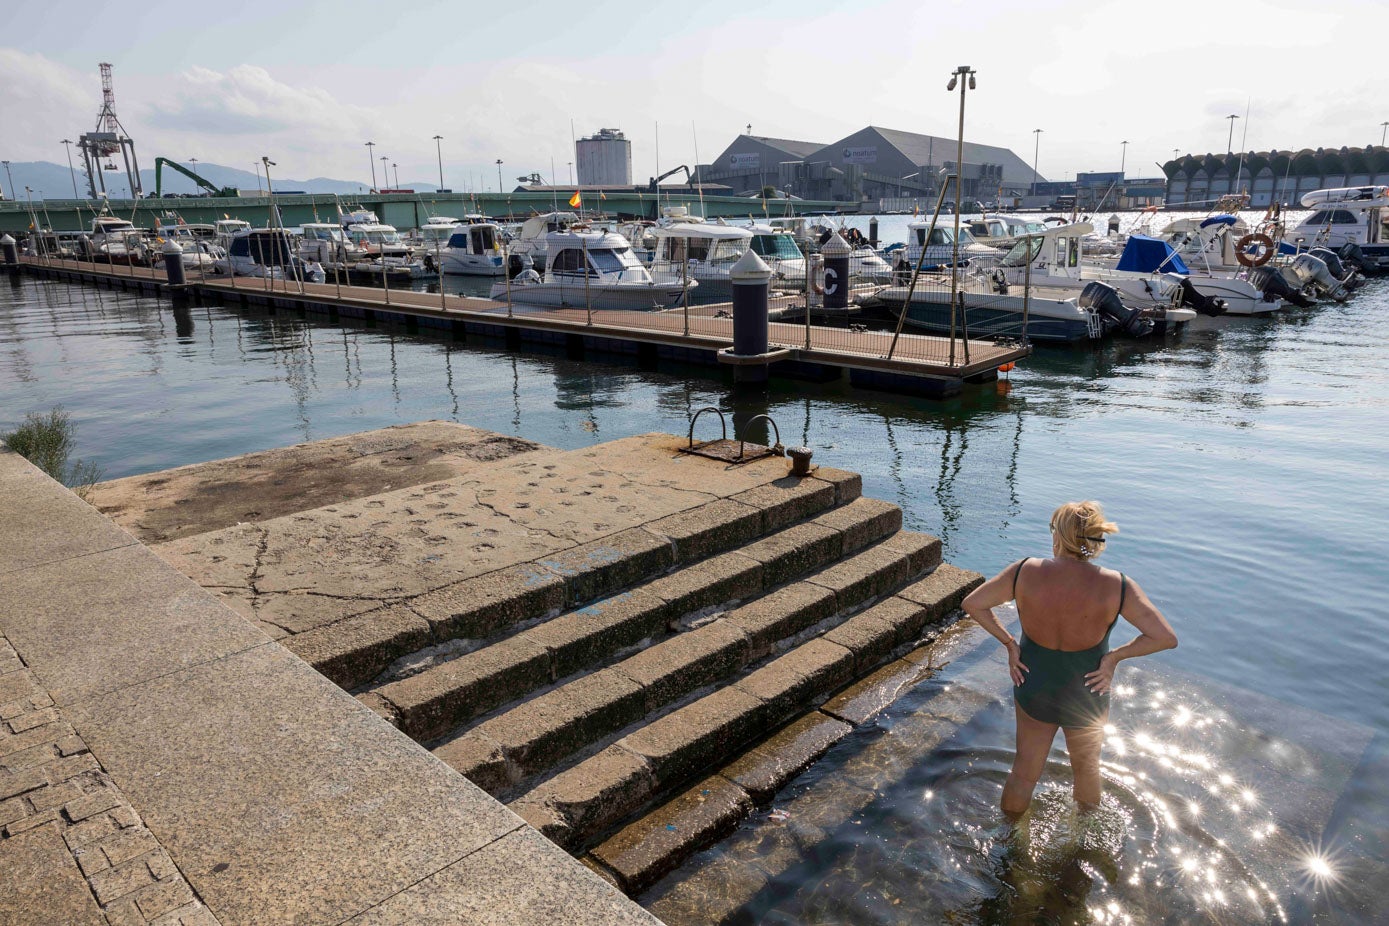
[430,529,931,795]
[504,558,980,865]
[288,468,864,691]
[581,565,985,895]
[359,494,899,745]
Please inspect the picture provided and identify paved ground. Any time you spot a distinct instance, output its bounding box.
[0,442,661,926]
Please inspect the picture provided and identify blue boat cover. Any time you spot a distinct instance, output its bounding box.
[1115,235,1190,274]
[1200,214,1239,228]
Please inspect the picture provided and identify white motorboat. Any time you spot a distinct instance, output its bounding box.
[511,211,582,271]
[1285,187,1389,273]
[214,228,324,283]
[212,218,252,250]
[898,219,1004,272]
[489,229,691,310]
[155,223,223,271]
[439,222,508,276]
[963,213,1050,248]
[995,223,1244,318]
[745,223,808,286]
[341,212,428,278]
[85,215,148,264]
[858,270,1188,342]
[297,223,367,267]
[648,221,752,304]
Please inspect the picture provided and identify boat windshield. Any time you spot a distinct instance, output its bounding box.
[587,247,639,272]
[304,227,344,242]
[999,235,1045,267]
[352,229,402,245]
[421,226,455,243]
[750,234,802,260]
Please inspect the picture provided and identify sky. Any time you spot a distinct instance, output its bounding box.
[3,0,1387,192]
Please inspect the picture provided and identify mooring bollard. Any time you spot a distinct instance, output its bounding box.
[869,217,879,249]
[162,240,186,287]
[1,234,17,266]
[730,248,773,384]
[788,445,814,477]
[821,232,851,310]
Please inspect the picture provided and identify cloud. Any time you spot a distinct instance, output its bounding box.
[0,50,97,161]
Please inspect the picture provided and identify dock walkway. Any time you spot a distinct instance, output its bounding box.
[12,257,1027,396]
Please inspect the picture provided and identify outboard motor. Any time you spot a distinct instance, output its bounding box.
[1078,280,1153,337]
[507,252,532,279]
[1247,265,1314,308]
[1291,253,1350,302]
[1173,277,1227,317]
[1337,242,1368,276]
[1309,247,1363,290]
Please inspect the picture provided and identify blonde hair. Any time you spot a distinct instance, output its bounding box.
[1050,501,1118,559]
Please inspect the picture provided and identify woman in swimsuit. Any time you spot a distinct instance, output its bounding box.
[962,501,1178,817]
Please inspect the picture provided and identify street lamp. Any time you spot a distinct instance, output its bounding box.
[1,161,11,202]
[365,141,377,190]
[380,156,389,191]
[945,64,976,365]
[1031,128,1042,197]
[60,139,79,199]
[1381,121,1388,148]
[1120,140,1129,176]
[568,161,573,185]
[433,135,444,190]
[392,162,399,189]
[1226,114,1239,154]
[495,159,504,194]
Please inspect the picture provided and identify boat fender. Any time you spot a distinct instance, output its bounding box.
[1078,280,1153,337]
[1235,233,1275,268]
[1246,265,1314,308]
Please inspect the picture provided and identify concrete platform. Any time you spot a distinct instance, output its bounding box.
[0,443,660,926]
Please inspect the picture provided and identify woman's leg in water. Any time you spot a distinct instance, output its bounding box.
[1062,721,1106,810]
[1004,702,1058,817]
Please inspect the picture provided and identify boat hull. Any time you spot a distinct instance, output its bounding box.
[862,287,1094,343]
[489,281,689,311]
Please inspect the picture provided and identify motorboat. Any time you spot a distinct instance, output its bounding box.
[155,223,224,271]
[745,223,808,286]
[214,228,325,283]
[994,223,1239,318]
[1285,187,1389,273]
[963,213,1049,248]
[857,272,1189,342]
[648,221,752,304]
[341,212,428,278]
[213,218,252,249]
[489,229,691,310]
[85,215,148,264]
[511,211,583,271]
[438,222,508,276]
[297,223,367,267]
[898,219,1004,272]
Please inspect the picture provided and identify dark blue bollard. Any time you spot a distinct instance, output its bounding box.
[162,241,186,286]
[869,218,879,249]
[731,248,771,357]
[1,234,17,266]
[822,232,851,309]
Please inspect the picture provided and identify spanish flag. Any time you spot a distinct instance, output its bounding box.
[569,190,583,208]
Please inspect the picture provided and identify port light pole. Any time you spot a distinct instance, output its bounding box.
[1120,140,1129,176]
[946,64,976,367]
[1031,128,1041,197]
[366,141,377,191]
[61,140,79,198]
[1226,114,1239,154]
[433,135,444,190]
[496,159,504,194]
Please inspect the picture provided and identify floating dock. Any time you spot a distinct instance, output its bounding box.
[10,256,1028,397]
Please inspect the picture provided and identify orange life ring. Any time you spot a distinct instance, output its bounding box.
[1235,233,1274,268]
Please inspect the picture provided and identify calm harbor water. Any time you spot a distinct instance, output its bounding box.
[3,219,1386,922]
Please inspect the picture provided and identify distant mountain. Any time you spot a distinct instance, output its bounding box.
[0,160,440,200]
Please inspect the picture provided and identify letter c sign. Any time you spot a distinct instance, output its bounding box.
[823,267,838,295]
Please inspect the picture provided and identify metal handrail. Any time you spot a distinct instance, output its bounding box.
[737,414,783,459]
[687,406,727,447]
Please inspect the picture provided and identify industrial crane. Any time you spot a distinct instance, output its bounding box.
[153,158,239,198]
[76,63,142,200]
[647,165,693,195]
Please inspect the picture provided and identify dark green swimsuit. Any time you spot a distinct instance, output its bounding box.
[1012,558,1125,729]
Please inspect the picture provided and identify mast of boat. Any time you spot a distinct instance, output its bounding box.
[1233,99,1251,196]
[550,156,559,213]
[692,122,706,219]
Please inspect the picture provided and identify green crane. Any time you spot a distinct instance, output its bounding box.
[153,158,239,198]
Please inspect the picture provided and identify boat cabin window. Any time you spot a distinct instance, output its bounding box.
[551,248,587,275]
[1053,236,1080,267]
[751,234,802,260]
[1305,209,1359,226]
[470,227,497,251]
[915,228,958,247]
[999,235,1044,266]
